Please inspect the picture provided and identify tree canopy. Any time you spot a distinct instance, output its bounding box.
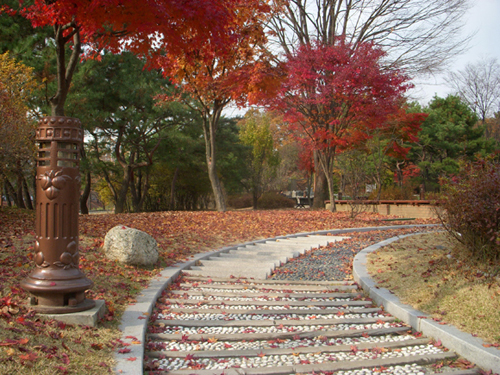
[266,40,423,210]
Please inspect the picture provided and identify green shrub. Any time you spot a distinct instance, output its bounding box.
[437,160,500,260]
[257,192,296,209]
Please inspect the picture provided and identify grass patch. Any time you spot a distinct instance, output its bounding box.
[367,232,500,345]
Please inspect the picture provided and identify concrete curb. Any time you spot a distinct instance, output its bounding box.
[114,224,438,374]
[353,233,500,373]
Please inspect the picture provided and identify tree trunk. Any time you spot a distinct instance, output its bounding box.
[80,171,91,214]
[22,176,33,210]
[252,187,259,210]
[4,180,16,207]
[131,169,149,213]
[203,110,226,212]
[15,169,25,209]
[3,184,12,207]
[317,151,336,212]
[312,151,327,208]
[207,160,226,211]
[115,167,132,214]
[170,167,179,210]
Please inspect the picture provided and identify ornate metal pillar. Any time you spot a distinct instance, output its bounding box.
[22,116,95,313]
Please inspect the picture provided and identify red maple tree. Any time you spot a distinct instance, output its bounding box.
[2,0,247,116]
[266,39,421,211]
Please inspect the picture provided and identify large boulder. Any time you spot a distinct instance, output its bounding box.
[103,225,158,266]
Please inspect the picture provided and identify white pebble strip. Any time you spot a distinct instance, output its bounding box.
[165,304,366,310]
[183,288,339,294]
[159,322,404,335]
[149,334,417,352]
[154,344,443,371]
[173,295,352,302]
[300,363,426,374]
[157,312,380,320]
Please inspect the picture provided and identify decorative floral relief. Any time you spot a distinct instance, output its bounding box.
[39,170,71,200]
[53,251,79,270]
[34,251,50,268]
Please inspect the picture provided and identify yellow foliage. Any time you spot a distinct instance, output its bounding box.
[0,52,40,167]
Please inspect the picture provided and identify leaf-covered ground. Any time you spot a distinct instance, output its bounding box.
[0,207,436,374]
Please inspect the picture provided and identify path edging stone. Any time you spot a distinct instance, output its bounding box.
[353,232,500,373]
[114,224,437,374]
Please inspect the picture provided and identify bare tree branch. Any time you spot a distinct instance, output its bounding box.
[448,57,500,126]
[269,0,472,76]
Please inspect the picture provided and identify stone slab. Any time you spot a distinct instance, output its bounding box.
[166,352,457,375]
[40,299,106,327]
[182,275,355,286]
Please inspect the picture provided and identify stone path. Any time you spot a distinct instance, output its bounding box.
[142,234,480,374]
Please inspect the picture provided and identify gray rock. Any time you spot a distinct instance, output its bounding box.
[103,225,158,266]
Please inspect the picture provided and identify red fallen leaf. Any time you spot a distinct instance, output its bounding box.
[433,339,442,347]
[125,336,139,341]
[223,343,232,348]
[118,348,131,353]
[257,352,265,357]
[60,353,70,365]
[0,339,21,346]
[126,357,137,361]
[18,338,29,345]
[362,332,370,338]
[137,316,147,320]
[19,352,37,361]
[91,343,103,350]
[50,282,57,286]
[185,353,196,361]
[351,345,358,354]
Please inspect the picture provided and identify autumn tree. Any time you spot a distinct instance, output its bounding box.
[2,0,251,116]
[155,0,275,211]
[267,40,418,211]
[448,58,500,133]
[238,110,280,209]
[363,106,426,199]
[0,52,39,208]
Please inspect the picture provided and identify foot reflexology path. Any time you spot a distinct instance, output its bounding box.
[144,228,479,374]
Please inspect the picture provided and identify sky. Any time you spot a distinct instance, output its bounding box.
[410,0,500,105]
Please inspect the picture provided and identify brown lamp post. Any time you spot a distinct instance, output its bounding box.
[21,116,95,314]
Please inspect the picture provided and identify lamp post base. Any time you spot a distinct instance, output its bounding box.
[27,297,96,314]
